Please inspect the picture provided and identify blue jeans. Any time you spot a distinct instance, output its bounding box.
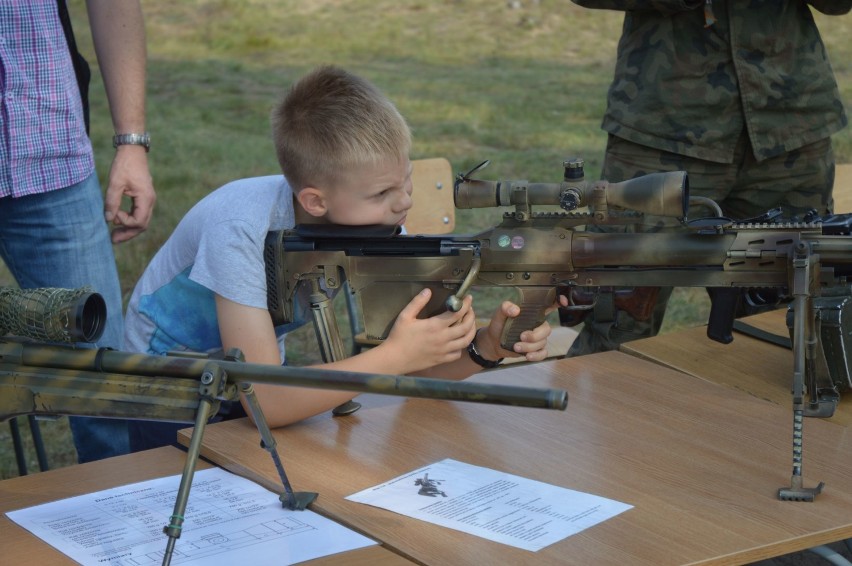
[0,172,131,462]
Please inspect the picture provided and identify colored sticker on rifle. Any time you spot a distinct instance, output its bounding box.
[512,236,525,249]
[498,234,511,248]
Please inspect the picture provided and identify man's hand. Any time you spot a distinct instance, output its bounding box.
[104,146,156,243]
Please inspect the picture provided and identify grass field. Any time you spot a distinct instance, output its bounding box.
[2,0,851,478]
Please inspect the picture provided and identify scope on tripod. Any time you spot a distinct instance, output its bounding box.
[0,286,106,343]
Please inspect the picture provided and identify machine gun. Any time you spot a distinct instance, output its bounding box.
[0,286,567,565]
[265,158,852,503]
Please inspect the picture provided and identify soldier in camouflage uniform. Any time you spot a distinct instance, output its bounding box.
[565,0,851,356]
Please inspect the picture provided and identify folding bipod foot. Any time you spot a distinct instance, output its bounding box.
[804,395,838,418]
[778,476,824,502]
[239,380,318,511]
[803,352,839,419]
[280,491,319,511]
[332,400,361,416]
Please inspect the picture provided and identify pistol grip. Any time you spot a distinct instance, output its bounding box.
[706,287,739,344]
[500,288,557,350]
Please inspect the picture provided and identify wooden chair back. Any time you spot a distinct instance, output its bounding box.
[835,163,852,212]
[403,157,455,234]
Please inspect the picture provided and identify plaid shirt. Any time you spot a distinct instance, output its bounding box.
[0,1,94,198]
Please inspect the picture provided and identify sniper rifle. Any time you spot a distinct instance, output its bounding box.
[0,286,567,564]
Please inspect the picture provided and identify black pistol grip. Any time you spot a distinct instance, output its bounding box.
[706,287,739,344]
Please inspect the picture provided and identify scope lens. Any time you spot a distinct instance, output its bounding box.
[76,292,107,343]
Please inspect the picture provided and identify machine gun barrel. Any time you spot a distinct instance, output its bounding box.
[811,236,852,263]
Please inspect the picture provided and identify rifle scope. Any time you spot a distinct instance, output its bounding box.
[455,170,689,219]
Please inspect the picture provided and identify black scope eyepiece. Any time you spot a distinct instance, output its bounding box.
[0,286,107,343]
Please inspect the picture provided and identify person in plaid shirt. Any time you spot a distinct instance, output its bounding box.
[0,0,156,463]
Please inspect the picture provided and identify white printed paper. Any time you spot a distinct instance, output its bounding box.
[347,458,632,551]
[7,467,376,565]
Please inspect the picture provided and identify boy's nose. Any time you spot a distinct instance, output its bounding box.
[396,188,413,212]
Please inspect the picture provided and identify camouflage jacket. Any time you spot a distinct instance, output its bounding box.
[572,0,850,163]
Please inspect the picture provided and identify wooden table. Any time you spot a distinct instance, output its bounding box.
[179,351,852,566]
[0,446,412,565]
[620,309,852,427]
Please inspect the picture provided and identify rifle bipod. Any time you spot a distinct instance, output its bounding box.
[161,352,317,566]
[778,252,825,502]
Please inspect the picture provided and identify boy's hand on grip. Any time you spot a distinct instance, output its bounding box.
[484,300,553,363]
[383,288,477,373]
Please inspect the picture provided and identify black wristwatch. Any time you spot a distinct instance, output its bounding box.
[467,331,503,368]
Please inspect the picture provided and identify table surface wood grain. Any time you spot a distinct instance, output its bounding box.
[179,351,852,566]
[620,309,852,427]
[0,445,412,565]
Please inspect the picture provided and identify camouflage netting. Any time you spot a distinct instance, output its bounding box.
[0,286,98,343]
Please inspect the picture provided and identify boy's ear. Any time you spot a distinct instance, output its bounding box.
[295,187,328,217]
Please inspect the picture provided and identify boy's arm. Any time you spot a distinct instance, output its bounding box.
[216,289,479,427]
[215,295,357,427]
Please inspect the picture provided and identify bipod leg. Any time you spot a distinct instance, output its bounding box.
[778,251,824,501]
[778,409,824,502]
[241,382,318,510]
[161,363,222,565]
[307,277,360,416]
[803,302,838,418]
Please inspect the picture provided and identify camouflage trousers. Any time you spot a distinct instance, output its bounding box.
[566,132,836,357]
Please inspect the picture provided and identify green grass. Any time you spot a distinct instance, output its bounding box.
[2,0,851,478]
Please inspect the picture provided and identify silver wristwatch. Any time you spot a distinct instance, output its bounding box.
[112,132,151,152]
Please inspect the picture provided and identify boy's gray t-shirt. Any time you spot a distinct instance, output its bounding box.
[124,175,300,358]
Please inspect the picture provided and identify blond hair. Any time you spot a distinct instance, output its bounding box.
[271,66,411,191]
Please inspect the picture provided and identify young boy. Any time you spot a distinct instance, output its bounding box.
[124,66,553,450]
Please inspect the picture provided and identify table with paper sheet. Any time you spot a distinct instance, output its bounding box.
[178,351,852,565]
[0,446,414,565]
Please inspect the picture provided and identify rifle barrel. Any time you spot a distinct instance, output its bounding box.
[10,343,568,410]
